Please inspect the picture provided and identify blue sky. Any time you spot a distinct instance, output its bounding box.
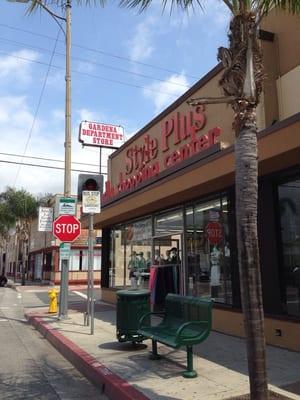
[0,0,230,196]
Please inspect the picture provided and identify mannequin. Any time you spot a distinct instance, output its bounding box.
[210,245,221,298]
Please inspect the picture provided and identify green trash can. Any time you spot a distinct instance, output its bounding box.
[116,289,150,343]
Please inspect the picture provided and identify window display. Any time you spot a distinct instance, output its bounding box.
[186,194,232,304]
[278,176,300,316]
[108,195,233,305]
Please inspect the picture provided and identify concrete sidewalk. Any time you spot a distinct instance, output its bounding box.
[22,296,300,400]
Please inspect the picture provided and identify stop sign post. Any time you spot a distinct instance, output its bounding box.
[53,214,81,321]
[53,214,81,242]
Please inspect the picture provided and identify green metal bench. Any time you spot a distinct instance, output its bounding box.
[138,293,213,378]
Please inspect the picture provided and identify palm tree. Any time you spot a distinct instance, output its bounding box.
[1,188,39,285]
[119,1,299,399]
[0,202,15,275]
[26,1,105,14]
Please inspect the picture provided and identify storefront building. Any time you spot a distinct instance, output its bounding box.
[28,204,102,285]
[93,9,300,351]
[5,195,102,285]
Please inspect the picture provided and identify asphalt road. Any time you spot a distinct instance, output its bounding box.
[0,286,107,400]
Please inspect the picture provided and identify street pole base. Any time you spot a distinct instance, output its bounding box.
[182,370,197,378]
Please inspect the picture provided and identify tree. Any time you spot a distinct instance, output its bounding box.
[1,188,39,285]
[27,1,105,13]
[119,1,298,399]
[0,202,15,275]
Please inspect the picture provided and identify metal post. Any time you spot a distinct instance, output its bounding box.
[99,147,102,175]
[59,258,69,319]
[88,213,94,334]
[59,0,72,320]
[64,0,72,198]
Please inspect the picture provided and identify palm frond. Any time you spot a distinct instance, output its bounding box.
[272,0,300,13]
[119,0,204,13]
[27,0,106,13]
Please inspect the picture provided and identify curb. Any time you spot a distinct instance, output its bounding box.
[26,313,149,400]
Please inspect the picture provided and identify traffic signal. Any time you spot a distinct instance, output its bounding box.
[77,174,103,202]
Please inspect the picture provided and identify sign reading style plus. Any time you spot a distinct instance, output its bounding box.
[79,121,124,149]
[103,106,221,203]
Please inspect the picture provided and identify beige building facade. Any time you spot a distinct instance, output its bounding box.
[92,9,300,351]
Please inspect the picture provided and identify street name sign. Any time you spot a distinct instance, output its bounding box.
[59,243,71,260]
[52,215,81,242]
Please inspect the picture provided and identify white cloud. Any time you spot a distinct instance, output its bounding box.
[143,73,190,114]
[0,95,60,194]
[128,16,158,62]
[76,60,95,74]
[52,109,65,122]
[76,108,106,124]
[0,96,101,195]
[0,96,32,126]
[0,49,39,84]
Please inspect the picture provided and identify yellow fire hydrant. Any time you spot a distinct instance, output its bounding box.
[48,288,58,313]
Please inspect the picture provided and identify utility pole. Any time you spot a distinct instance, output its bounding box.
[7,0,73,317]
[59,0,72,320]
[64,0,72,198]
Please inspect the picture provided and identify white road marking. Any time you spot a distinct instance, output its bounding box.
[73,291,96,302]
[0,319,8,322]
[73,291,87,299]
[17,293,22,299]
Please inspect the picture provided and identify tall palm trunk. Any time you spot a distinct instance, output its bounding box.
[219,12,268,399]
[235,114,268,400]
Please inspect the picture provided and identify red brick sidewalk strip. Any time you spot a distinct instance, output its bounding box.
[26,313,149,400]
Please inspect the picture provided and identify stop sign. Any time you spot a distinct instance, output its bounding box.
[52,215,81,242]
[205,221,223,245]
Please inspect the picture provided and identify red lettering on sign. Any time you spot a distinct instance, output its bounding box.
[161,106,206,152]
[125,134,158,175]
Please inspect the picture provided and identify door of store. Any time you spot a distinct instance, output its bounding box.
[151,233,183,309]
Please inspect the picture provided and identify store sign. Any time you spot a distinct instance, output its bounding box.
[103,106,221,203]
[38,207,53,232]
[79,121,124,149]
[205,222,223,245]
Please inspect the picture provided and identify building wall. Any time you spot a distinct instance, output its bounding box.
[262,8,300,77]
[261,9,300,124]
[108,67,235,191]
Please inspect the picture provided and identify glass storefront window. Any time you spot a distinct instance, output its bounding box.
[109,219,152,289]
[125,219,152,288]
[186,194,232,304]
[108,196,233,305]
[155,209,183,236]
[109,228,125,287]
[278,177,300,316]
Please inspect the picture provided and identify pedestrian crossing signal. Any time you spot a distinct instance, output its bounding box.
[77,174,103,201]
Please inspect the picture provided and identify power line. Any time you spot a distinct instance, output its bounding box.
[0,159,106,175]
[0,36,190,88]
[0,49,184,97]
[0,23,199,79]
[0,152,104,168]
[13,30,61,187]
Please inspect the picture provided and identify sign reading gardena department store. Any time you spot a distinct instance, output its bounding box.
[79,121,125,149]
[103,106,222,203]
